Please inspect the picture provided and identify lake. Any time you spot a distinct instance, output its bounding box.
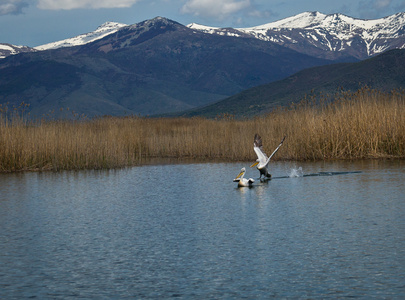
[1,160,404,299]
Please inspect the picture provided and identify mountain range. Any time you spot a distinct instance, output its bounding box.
[0,12,404,118]
[2,11,404,60]
[189,11,405,60]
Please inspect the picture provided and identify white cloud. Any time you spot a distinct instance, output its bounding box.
[37,0,141,10]
[0,0,29,15]
[181,0,251,20]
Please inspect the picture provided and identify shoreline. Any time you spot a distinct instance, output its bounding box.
[1,156,404,174]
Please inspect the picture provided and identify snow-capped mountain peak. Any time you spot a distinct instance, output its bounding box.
[34,21,128,51]
[243,11,328,30]
[188,11,405,59]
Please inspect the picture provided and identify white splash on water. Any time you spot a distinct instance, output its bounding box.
[289,167,303,178]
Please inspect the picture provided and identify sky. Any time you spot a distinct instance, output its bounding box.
[1,0,404,47]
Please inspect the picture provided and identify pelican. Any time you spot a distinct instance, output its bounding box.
[250,134,286,178]
[233,167,255,187]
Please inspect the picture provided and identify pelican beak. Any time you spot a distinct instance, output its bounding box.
[250,161,259,168]
[235,171,244,179]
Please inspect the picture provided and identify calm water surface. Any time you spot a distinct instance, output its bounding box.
[0,160,404,299]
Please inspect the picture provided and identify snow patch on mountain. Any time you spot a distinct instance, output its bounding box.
[0,43,35,59]
[35,22,128,50]
[0,44,19,58]
[188,23,220,33]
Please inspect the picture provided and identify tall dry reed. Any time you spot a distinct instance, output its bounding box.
[1,88,404,172]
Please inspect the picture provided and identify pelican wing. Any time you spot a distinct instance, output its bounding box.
[265,136,287,165]
[253,146,267,164]
[254,134,268,156]
[253,134,268,163]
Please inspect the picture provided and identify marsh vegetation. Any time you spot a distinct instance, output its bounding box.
[1,88,404,172]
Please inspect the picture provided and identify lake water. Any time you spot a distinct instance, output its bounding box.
[1,160,404,299]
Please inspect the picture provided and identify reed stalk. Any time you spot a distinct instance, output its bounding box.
[1,88,404,172]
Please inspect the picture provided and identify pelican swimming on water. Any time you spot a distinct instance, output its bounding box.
[233,167,255,187]
[250,134,286,179]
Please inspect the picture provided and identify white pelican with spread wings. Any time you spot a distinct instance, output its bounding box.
[233,167,255,187]
[250,134,286,179]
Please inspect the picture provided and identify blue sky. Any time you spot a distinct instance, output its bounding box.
[1,0,404,47]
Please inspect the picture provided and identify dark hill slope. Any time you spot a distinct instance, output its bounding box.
[176,49,405,118]
[0,17,330,118]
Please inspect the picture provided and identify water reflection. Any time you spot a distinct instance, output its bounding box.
[0,160,404,299]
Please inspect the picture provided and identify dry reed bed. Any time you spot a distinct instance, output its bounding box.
[1,88,404,172]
